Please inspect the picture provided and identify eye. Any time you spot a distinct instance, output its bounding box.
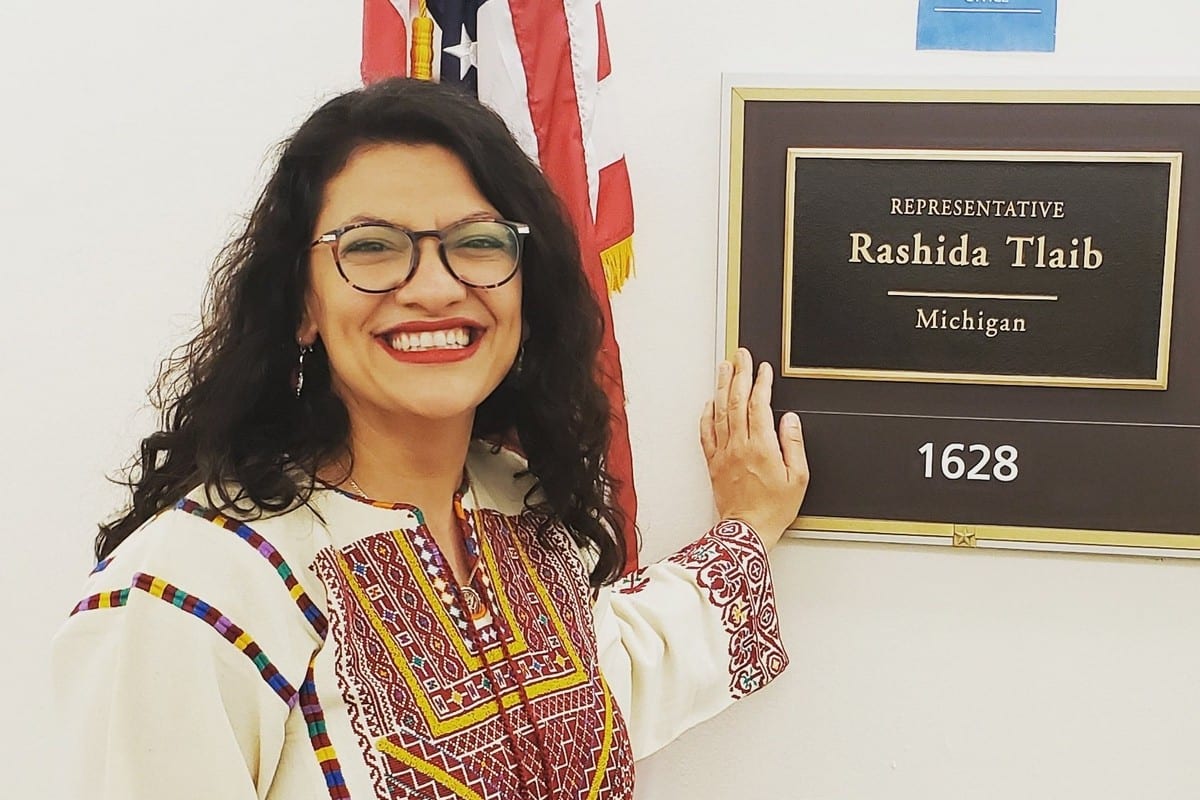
[456,235,507,250]
[343,237,403,253]
[337,226,412,262]
[446,221,518,258]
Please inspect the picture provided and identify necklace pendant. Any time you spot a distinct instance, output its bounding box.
[460,585,486,621]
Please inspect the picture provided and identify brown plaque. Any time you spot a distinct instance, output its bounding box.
[723,86,1200,555]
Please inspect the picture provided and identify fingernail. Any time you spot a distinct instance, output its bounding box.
[783,412,800,426]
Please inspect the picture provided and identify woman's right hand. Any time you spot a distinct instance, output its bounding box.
[699,348,809,550]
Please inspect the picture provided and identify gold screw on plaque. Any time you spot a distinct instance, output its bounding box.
[952,525,977,548]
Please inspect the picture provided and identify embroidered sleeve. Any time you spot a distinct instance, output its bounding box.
[591,519,788,760]
[51,505,324,799]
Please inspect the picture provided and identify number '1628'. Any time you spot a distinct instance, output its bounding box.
[918,442,1019,482]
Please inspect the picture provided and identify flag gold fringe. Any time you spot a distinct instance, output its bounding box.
[410,9,434,80]
[600,235,635,293]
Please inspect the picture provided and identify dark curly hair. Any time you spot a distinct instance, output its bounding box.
[96,77,629,587]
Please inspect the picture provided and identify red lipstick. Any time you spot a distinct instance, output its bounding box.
[376,318,483,364]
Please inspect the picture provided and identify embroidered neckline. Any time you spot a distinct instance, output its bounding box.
[321,472,472,514]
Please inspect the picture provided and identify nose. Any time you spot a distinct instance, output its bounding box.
[394,238,467,309]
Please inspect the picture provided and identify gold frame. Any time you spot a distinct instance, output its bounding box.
[791,515,1200,553]
[780,147,1181,389]
[723,86,1200,551]
[725,87,1197,357]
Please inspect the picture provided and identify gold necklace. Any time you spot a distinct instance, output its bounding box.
[455,477,487,621]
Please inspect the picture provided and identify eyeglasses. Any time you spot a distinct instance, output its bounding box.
[310,218,531,292]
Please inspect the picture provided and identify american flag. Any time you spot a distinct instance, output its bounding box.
[362,0,639,572]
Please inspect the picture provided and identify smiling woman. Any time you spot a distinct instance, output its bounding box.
[299,143,526,458]
[51,77,809,800]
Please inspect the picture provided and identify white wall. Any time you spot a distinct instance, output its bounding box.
[4,1,1198,797]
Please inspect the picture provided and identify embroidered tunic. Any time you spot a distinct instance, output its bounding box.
[53,443,788,799]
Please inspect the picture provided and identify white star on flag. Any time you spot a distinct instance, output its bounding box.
[444,24,477,80]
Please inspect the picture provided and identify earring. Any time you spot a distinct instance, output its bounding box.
[293,343,314,398]
[512,342,525,377]
[501,342,524,390]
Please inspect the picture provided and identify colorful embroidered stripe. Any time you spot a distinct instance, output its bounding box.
[130,571,299,707]
[68,573,300,708]
[333,484,424,514]
[299,661,350,799]
[70,587,130,615]
[175,498,328,640]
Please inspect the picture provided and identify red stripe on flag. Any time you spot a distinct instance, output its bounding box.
[361,0,408,83]
[596,3,612,82]
[508,0,639,572]
[594,156,633,250]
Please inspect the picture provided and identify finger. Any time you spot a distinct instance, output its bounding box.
[748,361,776,445]
[779,412,810,487]
[727,348,754,441]
[713,360,732,449]
[700,400,717,461]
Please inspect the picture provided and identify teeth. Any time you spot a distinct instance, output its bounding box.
[388,327,472,352]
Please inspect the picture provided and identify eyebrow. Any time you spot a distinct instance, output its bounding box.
[336,210,499,229]
[342,213,393,226]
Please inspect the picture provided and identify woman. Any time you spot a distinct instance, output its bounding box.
[53,77,809,799]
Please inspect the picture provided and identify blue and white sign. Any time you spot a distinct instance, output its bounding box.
[916,0,1057,52]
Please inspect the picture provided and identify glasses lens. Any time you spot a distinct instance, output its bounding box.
[443,220,520,287]
[336,225,413,290]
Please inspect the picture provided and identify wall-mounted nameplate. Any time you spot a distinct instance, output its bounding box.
[782,148,1179,389]
[721,85,1200,556]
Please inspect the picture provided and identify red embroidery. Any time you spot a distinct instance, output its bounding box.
[668,520,789,698]
[615,572,650,596]
[311,509,634,799]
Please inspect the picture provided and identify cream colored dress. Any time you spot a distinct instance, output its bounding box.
[53,443,788,799]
